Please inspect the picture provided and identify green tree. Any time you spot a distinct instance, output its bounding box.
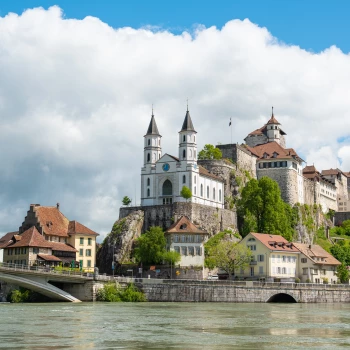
[206,241,252,279]
[198,144,222,160]
[237,177,294,240]
[180,186,192,201]
[336,263,349,284]
[122,196,132,206]
[204,231,228,269]
[162,250,181,265]
[134,226,166,265]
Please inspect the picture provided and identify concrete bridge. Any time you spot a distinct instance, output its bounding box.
[137,279,350,303]
[0,263,95,302]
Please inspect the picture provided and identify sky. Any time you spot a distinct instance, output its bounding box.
[0,1,350,241]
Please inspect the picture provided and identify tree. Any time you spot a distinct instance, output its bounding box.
[336,263,349,284]
[180,186,192,201]
[162,251,181,265]
[237,177,294,240]
[198,144,222,160]
[206,240,252,279]
[122,196,132,206]
[133,226,166,265]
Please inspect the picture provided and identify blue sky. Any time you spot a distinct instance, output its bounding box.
[1,0,350,53]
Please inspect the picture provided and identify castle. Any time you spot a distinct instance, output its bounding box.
[119,107,350,234]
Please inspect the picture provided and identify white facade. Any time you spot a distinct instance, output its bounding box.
[141,110,224,208]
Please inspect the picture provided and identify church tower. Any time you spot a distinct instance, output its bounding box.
[267,107,281,144]
[144,110,162,167]
[178,106,197,163]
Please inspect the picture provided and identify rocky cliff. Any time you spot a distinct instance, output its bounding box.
[96,210,144,274]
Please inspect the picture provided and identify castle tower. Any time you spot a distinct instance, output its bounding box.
[144,110,162,166]
[267,107,281,144]
[178,106,197,163]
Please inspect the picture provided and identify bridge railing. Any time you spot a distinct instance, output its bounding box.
[0,262,92,278]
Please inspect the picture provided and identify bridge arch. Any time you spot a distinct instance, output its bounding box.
[266,292,297,303]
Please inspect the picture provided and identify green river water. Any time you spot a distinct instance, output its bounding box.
[0,302,349,350]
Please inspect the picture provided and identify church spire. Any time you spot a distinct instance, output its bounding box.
[267,106,280,125]
[181,106,196,132]
[146,109,160,136]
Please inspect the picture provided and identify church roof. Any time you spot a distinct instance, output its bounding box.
[180,109,196,133]
[165,216,207,235]
[145,114,161,136]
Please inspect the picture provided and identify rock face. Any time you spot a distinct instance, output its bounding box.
[96,210,144,274]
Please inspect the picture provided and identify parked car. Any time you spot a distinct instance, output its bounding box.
[207,275,219,280]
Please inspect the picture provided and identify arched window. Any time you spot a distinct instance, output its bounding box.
[183,175,186,184]
[219,189,222,202]
[194,150,196,159]
[147,153,150,162]
[147,178,150,186]
[200,184,203,197]
[194,136,196,142]
[190,149,192,157]
[162,180,173,196]
[207,186,210,199]
[183,135,186,142]
[194,186,196,195]
[183,150,186,159]
[147,188,150,197]
[213,188,216,200]
[148,139,151,146]
[153,152,156,161]
[194,176,196,184]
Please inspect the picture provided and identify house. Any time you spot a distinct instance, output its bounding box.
[238,232,300,282]
[0,231,18,262]
[165,216,209,267]
[0,203,98,271]
[293,243,341,284]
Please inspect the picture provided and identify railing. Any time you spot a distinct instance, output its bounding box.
[0,262,92,279]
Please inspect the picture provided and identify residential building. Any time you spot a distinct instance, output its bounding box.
[165,216,208,267]
[294,243,340,284]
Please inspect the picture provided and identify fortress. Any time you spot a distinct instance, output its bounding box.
[120,107,350,234]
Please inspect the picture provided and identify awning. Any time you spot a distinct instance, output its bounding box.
[37,254,62,262]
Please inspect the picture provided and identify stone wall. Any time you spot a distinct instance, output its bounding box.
[244,134,268,148]
[303,178,317,206]
[62,280,104,301]
[119,202,237,236]
[140,281,350,303]
[335,212,350,226]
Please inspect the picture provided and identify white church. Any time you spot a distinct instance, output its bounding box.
[141,108,224,208]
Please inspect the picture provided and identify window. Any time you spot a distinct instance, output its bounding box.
[147,188,150,197]
[194,186,196,195]
[277,267,281,274]
[148,139,150,146]
[271,254,275,263]
[183,175,186,184]
[181,246,187,256]
[196,246,201,256]
[174,246,180,254]
[282,256,286,262]
[86,249,92,257]
[87,260,91,267]
[194,150,196,159]
[248,245,256,251]
[303,268,308,275]
[250,267,254,276]
[181,235,186,243]
[257,255,264,262]
[200,184,203,197]
[33,248,39,254]
[188,246,194,256]
[213,188,215,200]
[282,267,286,274]
[183,150,186,159]
[147,153,150,162]
[301,258,307,263]
[147,178,150,186]
[162,180,173,196]
[194,136,196,142]
[183,135,186,142]
[219,189,222,202]
[174,235,179,243]
[79,249,84,257]
[80,237,84,245]
[21,248,26,254]
[287,256,291,263]
[88,238,92,246]
[194,176,196,184]
[207,186,209,199]
[277,255,281,263]
[259,266,264,275]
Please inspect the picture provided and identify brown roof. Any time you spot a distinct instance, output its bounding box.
[68,221,99,236]
[35,206,70,237]
[247,142,303,162]
[321,168,342,176]
[166,216,208,235]
[37,254,62,262]
[50,242,77,252]
[343,171,350,178]
[250,233,299,252]
[267,113,281,125]
[0,231,18,249]
[198,165,224,182]
[8,227,52,248]
[293,243,341,266]
[303,165,317,174]
[166,154,180,162]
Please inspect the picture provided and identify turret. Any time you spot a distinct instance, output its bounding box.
[144,109,162,166]
[178,106,197,163]
[267,107,281,144]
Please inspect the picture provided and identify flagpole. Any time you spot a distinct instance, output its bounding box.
[230,117,232,144]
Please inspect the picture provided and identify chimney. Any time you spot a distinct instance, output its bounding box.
[57,203,60,210]
[308,244,312,249]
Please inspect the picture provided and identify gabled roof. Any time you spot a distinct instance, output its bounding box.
[321,168,343,176]
[68,221,99,236]
[158,153,180,163]
[180,109,196,133]
[145,114,161,136]
[7,227,52,248]
[50,241,77,252]
[199,165,224,182]
[165,216,207,235]
[293,243,341,266]
[35,206,70,237]
[37,254,62,262]
[249,233,299,252]
[0,231,18,249]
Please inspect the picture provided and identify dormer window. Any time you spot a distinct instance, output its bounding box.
[273,152,278,158]
[263,153,268,159]
[180,224,187,230]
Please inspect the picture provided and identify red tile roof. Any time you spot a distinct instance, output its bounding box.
[50,242,77,252]
[68,221,98,236]
[166,216,207,235]
[35,206,70,237]
[0,231,18,249]
[293,243,341,266]
[37,254,62,262]
[8,227,52,248]
[247,142,303,162]
[250,233,299,252]
[267,114,281,125]
[321,168,342,176]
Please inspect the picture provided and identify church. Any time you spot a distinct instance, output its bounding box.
[140,108,224,208]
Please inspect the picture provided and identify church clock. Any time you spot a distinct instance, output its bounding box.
[162,163,170,172]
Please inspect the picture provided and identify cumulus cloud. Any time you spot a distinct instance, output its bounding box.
[1,6,350,239]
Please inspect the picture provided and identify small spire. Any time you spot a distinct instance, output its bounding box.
[186,98,189,112]
[152,104,154,116]
[272,106,274,116]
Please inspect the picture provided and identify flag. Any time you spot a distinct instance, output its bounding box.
[229,118,232,126]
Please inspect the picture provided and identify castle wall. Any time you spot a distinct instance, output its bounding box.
[119,202,237,236]
[244,134,268,147]
[303,178,317,207]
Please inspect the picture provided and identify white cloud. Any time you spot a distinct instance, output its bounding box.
[1,6,350,240]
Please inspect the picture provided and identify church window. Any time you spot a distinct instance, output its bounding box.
[194,186,196,195]
[147,189,150,198]
[219,189,222,202]
[200,184,203,197]
[147,153,150,162]
[183,175,186,184]
[147,178,150,186]
[207,186,209,199]
[183,135,186,142]
[213,188,215,200]
[183,150,186,159]
[194,150,196,159]
[162,180,173,196]
[194,176,196,184]
[148,139,151,146]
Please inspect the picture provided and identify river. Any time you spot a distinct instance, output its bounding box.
[0,302,349,349]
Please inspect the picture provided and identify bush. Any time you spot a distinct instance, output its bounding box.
[96,283,146,302]
[294,277,300,283]
[322,277,329,284]
[305,278,312,283]
[9,288,30,303]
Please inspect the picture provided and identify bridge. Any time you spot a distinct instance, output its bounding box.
[0,263,94,302]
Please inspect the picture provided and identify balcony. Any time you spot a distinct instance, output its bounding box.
[250,261,257,265]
